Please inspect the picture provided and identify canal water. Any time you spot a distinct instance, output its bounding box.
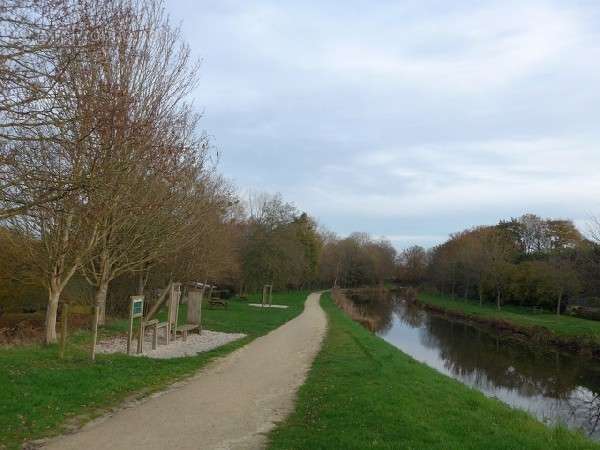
[351,291,600,440]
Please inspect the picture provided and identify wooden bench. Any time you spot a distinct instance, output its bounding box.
[177,324,198,341]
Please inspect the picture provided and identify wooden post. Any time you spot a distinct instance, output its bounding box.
[59,303,69,359]
[137,308,145,354]
[91,305,100,361]
[127,300,134,355]
[199,286,204,333]
[268,284,273,307]
[171,283,181,340]
[261,285,267,307]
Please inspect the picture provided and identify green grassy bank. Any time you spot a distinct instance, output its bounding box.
[418,292,600,345]
[0,291,307,449]
[268,293,598,450]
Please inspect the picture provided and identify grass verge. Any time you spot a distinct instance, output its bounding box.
[418,292,600,343]
[0,291,307,449]
[268,292,599,450]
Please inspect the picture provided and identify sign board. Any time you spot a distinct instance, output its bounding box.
[131,296,144,318]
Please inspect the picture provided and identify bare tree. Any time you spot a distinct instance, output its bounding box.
[0,0,100,218]
[69,0,204,324]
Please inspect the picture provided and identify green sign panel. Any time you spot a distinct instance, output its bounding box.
[131,297,144,318]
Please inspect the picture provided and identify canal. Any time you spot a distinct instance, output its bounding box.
[350,291,600,439]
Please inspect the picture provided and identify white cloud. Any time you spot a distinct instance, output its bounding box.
[304,136,600,220]
[208,2,586,94]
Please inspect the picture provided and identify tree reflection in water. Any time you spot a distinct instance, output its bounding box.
[348,291,600,439]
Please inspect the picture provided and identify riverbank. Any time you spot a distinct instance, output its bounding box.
[0,291,307,450]
[415,292,600,357]
[268,292,599,449]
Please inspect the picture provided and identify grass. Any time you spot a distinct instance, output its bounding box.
[418,292,600,342]
[0,291,308,450]
[268,292,599,450]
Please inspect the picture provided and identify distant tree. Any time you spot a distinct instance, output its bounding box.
[367,239,397,286]
[399,245,428,285]
[533,258,580,315]
[318,233,394,288]
[499,214,582,256]
[240,192,307,290]
[456,228,488,304]
[429,237,462,298]
[482,227,517,310]
[293,213,322,287]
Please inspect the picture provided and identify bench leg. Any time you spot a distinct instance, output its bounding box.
[138,321,144,354]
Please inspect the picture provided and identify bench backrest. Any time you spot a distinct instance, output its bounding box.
[187,286,205,325]
[168,283,181,327]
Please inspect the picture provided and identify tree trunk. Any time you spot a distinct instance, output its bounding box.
[464,281,470,300]
[556,293,562,316]
[137,270,146,296]
[478,284,484,307]
[95,279,109,326]
[45,281,62,344]
[496,288,501,311]
[92,246,113,325]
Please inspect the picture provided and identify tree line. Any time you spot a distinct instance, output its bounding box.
[398,214,600,314]
[0,0,328,344]
[319,232,397,288]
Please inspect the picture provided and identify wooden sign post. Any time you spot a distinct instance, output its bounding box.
[127,296,144,355]
[261,285,267,307]
[261,284,273,307]
[268,284,273,306]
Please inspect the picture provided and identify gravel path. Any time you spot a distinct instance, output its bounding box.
[44,292,327,450]
[96,330,247,359]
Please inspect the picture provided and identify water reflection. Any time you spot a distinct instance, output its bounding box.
[353,292,600,439]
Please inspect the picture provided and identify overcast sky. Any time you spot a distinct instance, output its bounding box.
[166,0,600,250]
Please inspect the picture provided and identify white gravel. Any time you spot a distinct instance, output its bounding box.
[247,303,289,309]
[96,329,246,359]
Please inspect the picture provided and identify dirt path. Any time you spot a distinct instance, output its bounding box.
[44,292,327,450]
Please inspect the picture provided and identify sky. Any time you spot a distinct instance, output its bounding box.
[166,0,600,250]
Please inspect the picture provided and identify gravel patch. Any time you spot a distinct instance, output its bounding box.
[96,329,246,359]
[247,303,289,309]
